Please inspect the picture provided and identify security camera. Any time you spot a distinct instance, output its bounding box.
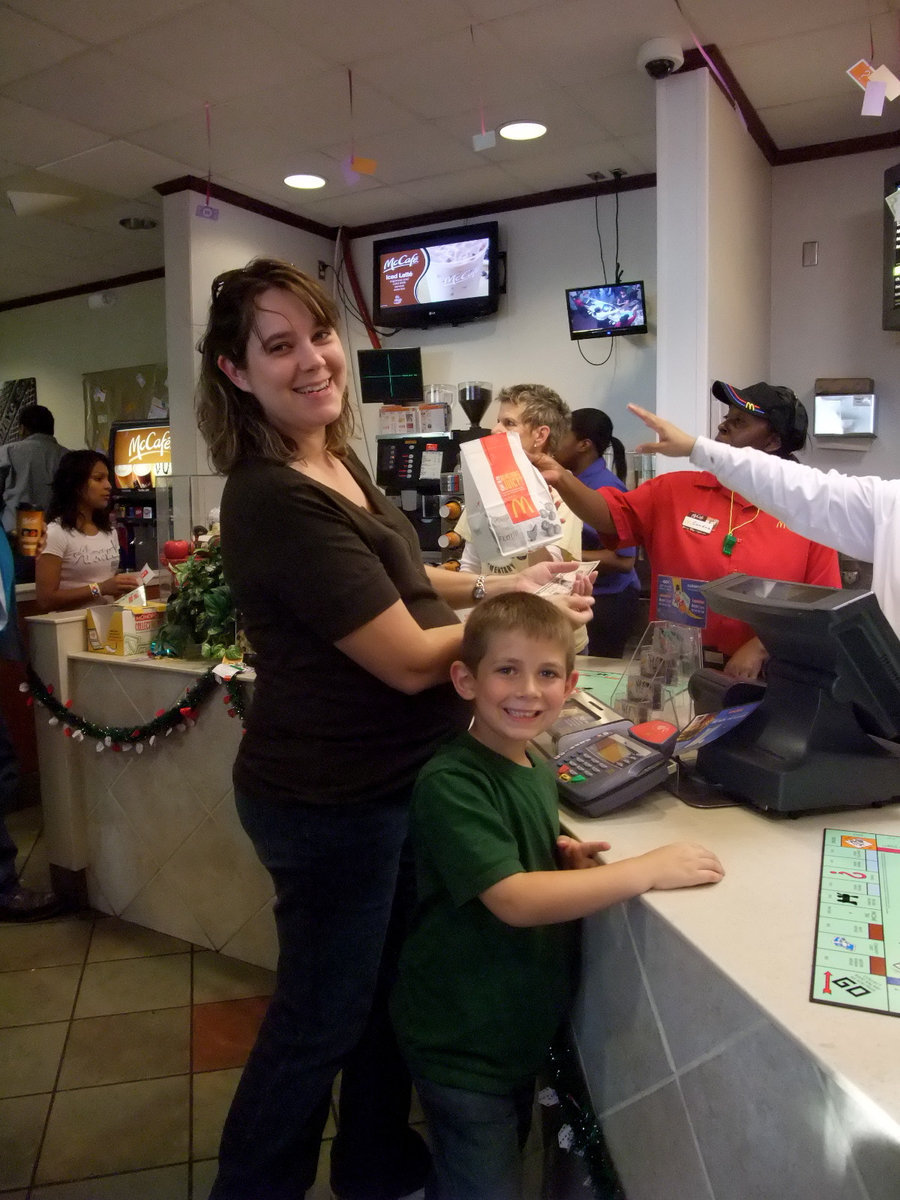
[637,37,685,79]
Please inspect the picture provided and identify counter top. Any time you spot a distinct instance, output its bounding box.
[561,786,900,1129]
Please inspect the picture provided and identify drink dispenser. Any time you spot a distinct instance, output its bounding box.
[457,381,492,441]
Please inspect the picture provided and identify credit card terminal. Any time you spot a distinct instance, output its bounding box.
[530,690,671,817]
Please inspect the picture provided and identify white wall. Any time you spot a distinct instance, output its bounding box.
[771,147,900,479]
[0,278,167,451]
[346,189,658,477]
[655,68,772,473]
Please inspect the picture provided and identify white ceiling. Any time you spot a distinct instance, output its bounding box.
[2,0,900,305]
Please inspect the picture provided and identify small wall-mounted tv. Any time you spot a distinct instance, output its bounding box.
[373,221,500,329]
[357,347,423,404]
[565,281,647,340]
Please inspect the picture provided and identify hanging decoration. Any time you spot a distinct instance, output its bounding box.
[543,1035,627,1200]
[469,25,496,151]
[21,664,248,750]
[341,69,377,184]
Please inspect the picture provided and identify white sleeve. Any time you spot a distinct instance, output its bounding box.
[689,436,880,563]
[42,521,68,558]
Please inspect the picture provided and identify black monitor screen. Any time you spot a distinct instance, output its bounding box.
[565,281,647,340]
[357,347,423,404]
[694,574,900,813]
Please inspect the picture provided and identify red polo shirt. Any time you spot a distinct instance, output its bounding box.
[602,470,841,657]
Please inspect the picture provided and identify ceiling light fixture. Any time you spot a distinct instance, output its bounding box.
[498,120,546,141]
[284,174,326,189]
[118,216,157,231]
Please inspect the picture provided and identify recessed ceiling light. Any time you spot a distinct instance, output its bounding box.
[118,216,157,231]
[284,174,326,189]
[498,120,547,141]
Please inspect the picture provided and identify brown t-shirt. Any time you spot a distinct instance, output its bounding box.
[221,452,469,804]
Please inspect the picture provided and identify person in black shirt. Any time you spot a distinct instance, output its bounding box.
[196,259,592,1200]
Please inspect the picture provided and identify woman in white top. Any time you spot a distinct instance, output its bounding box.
[36,450,139,611]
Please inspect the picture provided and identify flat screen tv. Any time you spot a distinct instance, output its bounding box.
[565,281,647,340]
[373,221,500,329]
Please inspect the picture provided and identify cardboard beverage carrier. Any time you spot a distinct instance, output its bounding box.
[86,585,166,656]
[460,431,562,562]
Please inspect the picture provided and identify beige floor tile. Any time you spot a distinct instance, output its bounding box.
[17,834,52,892]
[191,1066,242,1160]
[0,1022,68,1097]
[87,915,194,962]
[74,952,191,1018]
[0,965,81,1028]
[0,917,92,972]
[192,949,275,1003]
[36,1075,190,1184]
[30,1163,189,1199]
[58,1007,191,1089]
[191,1158,218,1200]
[0,1091,51,1190]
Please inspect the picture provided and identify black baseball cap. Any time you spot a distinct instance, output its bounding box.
[711,380,808,455]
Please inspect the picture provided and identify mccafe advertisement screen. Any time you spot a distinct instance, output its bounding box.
[378,236,490,309]
[112,424,172,491]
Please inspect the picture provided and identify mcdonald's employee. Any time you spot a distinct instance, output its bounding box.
[534,381,841,679]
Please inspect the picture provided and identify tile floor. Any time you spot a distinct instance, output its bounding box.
[1,808,583,1200]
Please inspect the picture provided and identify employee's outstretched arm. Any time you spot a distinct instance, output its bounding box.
[529,452,617,534]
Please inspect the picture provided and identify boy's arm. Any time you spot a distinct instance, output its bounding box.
[480,841,723,928]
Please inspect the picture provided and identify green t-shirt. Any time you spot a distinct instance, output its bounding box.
[391,732,576,1095]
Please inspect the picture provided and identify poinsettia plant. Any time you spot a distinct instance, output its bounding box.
[157,539,242,660]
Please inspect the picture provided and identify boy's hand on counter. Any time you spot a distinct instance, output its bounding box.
[639,842,724,890]
[556,835,609,870]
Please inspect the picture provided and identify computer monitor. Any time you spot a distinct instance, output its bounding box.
[694,575,900,814]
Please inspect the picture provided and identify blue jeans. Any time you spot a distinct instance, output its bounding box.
[209,789,421,1200]
[413,1076,535,1200]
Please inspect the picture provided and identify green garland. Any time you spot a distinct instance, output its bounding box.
[544,1034,627,1200]
[23,664,248,750]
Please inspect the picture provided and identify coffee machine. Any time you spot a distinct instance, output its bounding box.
[108,419,172,570]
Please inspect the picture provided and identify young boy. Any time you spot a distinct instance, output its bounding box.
[391,593,723,1200]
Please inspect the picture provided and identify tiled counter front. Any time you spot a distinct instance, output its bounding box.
[70,654,276,970]
[27,609,277,970]
[563,794,900,1200]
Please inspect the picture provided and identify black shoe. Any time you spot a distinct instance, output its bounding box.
[0,884,67,922]
[331,1126,430,1200]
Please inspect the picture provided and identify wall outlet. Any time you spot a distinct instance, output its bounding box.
[318,261,328,280]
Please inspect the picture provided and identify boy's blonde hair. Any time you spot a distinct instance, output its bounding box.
[461,593,575,675]
[496,383,570,454]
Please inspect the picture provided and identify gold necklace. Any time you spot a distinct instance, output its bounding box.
[722,491,759,556]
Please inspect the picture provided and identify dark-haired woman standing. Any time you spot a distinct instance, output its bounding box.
[195,258,592,1200]
[555,409,640,656]
[35,450,138,611]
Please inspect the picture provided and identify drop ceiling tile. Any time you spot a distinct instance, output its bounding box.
[563,72,657,140]
[323,121,475,186]
[354,24,537,122]
[106,0,326,104]
[725,20,879,110]
[434,92,614,159]
[246,0,473,63]
[0,6,85,86]
[0,98,108,168]
[681,0,874,50]
[398,163,525,210]
[3,47,203,137]
[2,0,207,44]
[39,141,192,199]
[489,0,689,86]
[299,185,421,228]
[763,93,900,150]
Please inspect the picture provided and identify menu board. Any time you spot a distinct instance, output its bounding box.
[111,424,171,490]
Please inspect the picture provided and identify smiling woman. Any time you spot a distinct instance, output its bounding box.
[194,257,594,1200]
